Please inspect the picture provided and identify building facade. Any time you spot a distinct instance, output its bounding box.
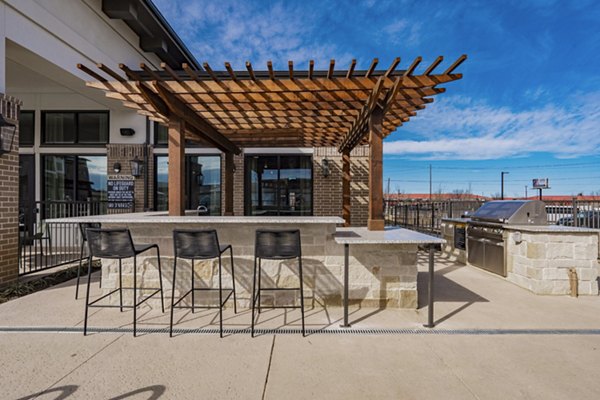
[0,0,369,284]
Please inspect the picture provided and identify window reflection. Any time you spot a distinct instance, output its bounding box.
[246,155,312,216]
[43,155,107,202]
[155,155,221,215]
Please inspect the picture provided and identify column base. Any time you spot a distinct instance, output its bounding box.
[367,219,385,231]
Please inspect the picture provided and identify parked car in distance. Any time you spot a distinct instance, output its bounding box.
[556,210,600,228]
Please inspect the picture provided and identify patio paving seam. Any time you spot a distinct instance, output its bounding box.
[32,334,123,399]
[425,340,481,400]
[261,335,276,400]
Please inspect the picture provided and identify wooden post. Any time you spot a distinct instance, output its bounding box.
[224,152,234,215]
[168,117,186,216]
[342,150,351,227]
[368,106,385,231]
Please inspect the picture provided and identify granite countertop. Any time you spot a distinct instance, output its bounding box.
[46,212,345,225]
[503,225,600,233]
[335,227,446,245]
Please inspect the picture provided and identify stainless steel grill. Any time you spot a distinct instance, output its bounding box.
[467,200,547,276]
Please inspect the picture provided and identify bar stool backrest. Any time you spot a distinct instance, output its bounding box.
[255,229,301,260]
[79,223,101,242]
[86,228,135,259]
[173,229,220,259]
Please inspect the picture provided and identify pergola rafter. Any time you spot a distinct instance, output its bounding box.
[77,55,466,222]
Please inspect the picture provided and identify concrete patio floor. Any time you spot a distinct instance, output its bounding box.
[1,253,600,399]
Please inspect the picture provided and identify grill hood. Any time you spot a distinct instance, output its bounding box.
[471,200,547,225]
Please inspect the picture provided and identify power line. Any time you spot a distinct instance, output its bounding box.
[384,161,600,171]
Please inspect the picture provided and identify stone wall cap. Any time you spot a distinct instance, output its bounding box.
[47,211,344,225]
[504,225,600,233]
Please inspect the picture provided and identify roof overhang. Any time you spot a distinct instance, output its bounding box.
[102,0,201,70]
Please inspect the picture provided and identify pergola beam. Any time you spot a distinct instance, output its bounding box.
[154,81,241,155]
[367,107,384,230]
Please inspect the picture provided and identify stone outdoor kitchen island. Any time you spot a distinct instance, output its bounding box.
[52,213,425,310]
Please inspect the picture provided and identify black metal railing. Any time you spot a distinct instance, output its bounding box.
[384,198,600,233]
[384,200,484,234]
[18,200,114,276]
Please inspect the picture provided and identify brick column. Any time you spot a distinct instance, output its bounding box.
[106,144,154,212]
[313,146,369,226]
[0,94,21,286]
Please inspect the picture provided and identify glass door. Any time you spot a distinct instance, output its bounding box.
[245,155,313,216]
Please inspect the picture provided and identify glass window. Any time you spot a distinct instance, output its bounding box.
[245,155,313,216]
[19,111,35,146]
[155,156,169,211]
[44,113,76,144]
[155,155,221,215]
[43,155,107,202]
[78,112,109,143]
[42,111,108,145]
[154,122,168,146]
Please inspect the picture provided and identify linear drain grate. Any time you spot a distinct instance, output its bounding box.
[1,326,600,335]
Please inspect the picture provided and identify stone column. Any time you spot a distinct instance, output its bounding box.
[0,94,21,286]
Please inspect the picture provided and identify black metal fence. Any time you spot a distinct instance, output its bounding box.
[18,200,111,276]
[384,200,484,234]
[385,199,600,234]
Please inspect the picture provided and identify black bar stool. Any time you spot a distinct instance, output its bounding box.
[170,229,237,338]
[75,222,101,299]
[83,228,165,336]
[251,229,305,337]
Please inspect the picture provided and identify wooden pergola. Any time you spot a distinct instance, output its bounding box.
[77,55,466,230]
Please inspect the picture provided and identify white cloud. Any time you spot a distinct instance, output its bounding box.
[153,0,352,69]
[384,92,600,160]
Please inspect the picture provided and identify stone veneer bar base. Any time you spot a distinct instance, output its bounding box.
[88,217,419,309]
[504,226,600,295]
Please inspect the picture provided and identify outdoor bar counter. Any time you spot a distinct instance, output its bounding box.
[48,212,441,312]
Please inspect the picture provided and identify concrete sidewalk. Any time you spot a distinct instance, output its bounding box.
[1,254,600,399]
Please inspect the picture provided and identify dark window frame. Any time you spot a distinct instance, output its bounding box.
[18,110,35,147]
[41,110,110,146]
[244,154,314,216]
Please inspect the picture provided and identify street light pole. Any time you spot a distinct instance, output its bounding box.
[501,171,509,200]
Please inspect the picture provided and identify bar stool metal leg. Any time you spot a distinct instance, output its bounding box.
[169,256,178,337]
[75,240,85,299]
[257,258,262,314]
[251,256,257,337]
[298,256,305,337]
[83,254,93,336]
[191,259,195,314]
[156,247,165,313]
[118,259,123,312]
[133,255,137,337]
[218,255,223,338]
[230,247,237,314]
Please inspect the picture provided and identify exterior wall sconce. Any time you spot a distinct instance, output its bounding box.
[321,158,330,177]
[193,163,204,185]
[113,162,122,174]
[130,156,144,178]
[0,114,17,156]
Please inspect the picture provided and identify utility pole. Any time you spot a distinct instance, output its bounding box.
[429,164,432,201]
[501,171,509,200]
[525,185,528,199]
[387,177,390,196]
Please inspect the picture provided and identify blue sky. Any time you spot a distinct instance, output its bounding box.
[153,0,600,197]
